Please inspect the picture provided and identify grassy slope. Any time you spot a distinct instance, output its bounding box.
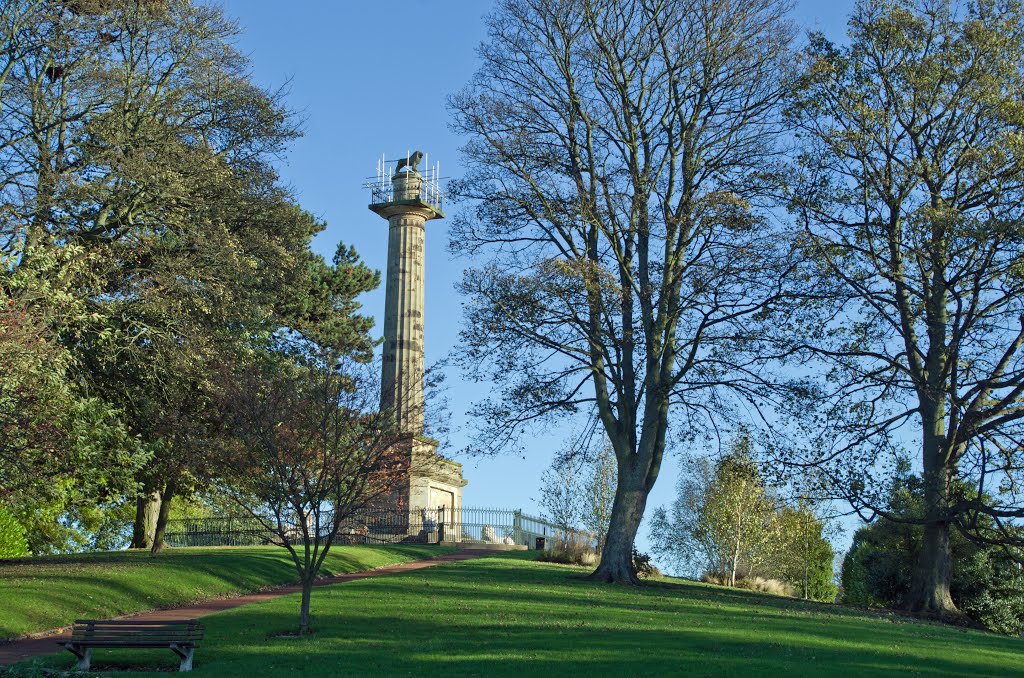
[11,552,1022,677]
[0,545,450,640]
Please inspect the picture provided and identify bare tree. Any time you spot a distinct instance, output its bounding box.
[449,0,795,582]
[537,436,616,549]
[220,348,408,634]
[538,458,583,534]
[783,0,1024,618]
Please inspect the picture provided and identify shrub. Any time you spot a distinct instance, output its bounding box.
[632,548,660,578]
[736,576,796,597]
[0,506,30,558]
[841,481,1024,635]
[536,531,598,566]
[701,571,729,587]
[701,571,796,596]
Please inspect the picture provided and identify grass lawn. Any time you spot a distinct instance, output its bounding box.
[0,544,451,641]
[7,551,1022,677]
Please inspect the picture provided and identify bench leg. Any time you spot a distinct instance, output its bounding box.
[65,644,91,672]
[169,643,195,672]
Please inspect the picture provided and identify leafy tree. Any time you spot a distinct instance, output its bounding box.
[652,434,837,599]
[0,0,376,552]
[651,435,779,586]
[538,438,618,549]
[584,442,617,552]
[841,474,1024,635]
[450,0,795,584]
[773,502,838,602]
[784,0,1024,617]
[0,247,148,552]
[219,348,407,635]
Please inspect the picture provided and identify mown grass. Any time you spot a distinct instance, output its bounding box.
[0,544,451,641]
[8,551,1022,677]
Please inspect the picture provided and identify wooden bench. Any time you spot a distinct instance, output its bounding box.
[60,619,204,672]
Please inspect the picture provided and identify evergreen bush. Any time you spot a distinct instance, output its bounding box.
[841,477,1024,635]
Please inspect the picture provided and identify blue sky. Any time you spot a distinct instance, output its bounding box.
[212,0,859,558]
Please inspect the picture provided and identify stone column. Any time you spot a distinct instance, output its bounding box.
[369,158,467,539]
[375,171,436,433]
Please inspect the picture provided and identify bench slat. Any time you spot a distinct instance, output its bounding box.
[72,630,200,634]
[71,621,202,634]
[72,626,201,631]
[71,634,202,638]
[70,640,198,643]
[72,622,201,630]
[71,630,203,636]
[70,618,204,643]
[66,647,199,651]
[71,630,201,634]
[71,635,202,641]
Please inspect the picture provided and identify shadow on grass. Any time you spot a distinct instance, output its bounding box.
[8,554,1021,678]
[0,545,450,640]
[172,607,1023,677]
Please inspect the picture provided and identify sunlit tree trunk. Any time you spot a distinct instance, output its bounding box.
[150,476,177,554]
[131,489,160,549]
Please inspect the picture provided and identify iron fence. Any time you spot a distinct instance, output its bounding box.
[163,516,273,548]
[163,507,587,550]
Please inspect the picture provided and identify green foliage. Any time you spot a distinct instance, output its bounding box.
[167,488,246,521]
[537,439,618,553]
[804,542,839,602]
[585,442,617,552]
[1,249,149,552]
[632,548,659,579]
[773,504,839,602]
[537,458,582,534]
[0,0,382,552]
[785,0,1024,613]
[841,477,1024,635]
[0,506,29,559]
[651,434,780,586]
[652,434,837,600]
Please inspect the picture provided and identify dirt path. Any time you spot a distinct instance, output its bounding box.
[0,549,484,668]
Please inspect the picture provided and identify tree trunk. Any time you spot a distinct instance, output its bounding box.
[905,406,958,617]
[150,478,177,554]
[131,489,160,549]
[731,508,743,587]
[298,578,313,634]
[731,537,741,588]
[587,465,648,585]
[906,518,955,616]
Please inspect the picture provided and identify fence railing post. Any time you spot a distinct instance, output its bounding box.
[438,505,446,544]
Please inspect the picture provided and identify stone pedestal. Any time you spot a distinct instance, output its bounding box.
[409,436,467,541]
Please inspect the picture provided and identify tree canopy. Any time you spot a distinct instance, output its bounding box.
[781,0,1024,617]
[450,0,795,583]
[0,0,380,553]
